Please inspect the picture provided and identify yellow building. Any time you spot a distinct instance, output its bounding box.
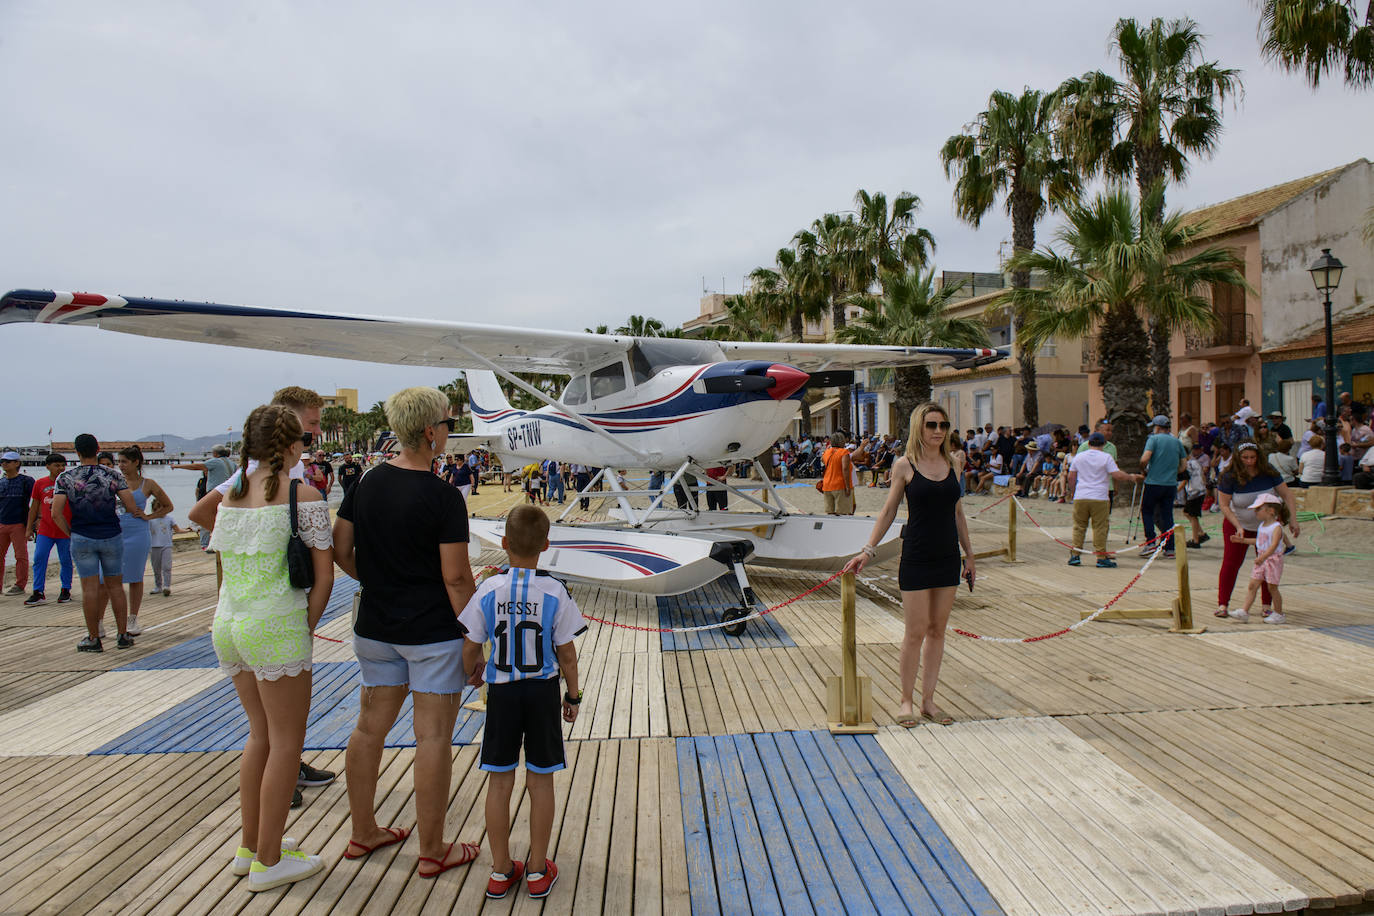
[320,388,359,411]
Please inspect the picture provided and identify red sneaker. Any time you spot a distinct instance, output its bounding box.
[526,859,558,898]
[487,860,524,899]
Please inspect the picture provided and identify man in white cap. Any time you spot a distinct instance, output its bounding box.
[1140,414,1189,557]
[0,451,35,596]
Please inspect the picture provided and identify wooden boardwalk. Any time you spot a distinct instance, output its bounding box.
[1,486,1372,914]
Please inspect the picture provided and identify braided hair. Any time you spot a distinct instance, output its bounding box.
[230,404,304,502]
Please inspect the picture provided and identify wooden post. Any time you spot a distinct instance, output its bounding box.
[1171,523,1205,634]
[1006,493,1017,562]
[826,572,875,733]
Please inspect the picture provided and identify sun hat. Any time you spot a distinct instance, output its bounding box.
[0,451,20,461]
[1268,410,1284,419]
[1252,492,1283,508]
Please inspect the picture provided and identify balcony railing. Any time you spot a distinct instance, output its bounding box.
[1185,312,1254,354]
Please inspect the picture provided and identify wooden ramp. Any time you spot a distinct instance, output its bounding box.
[2,489,1374,913]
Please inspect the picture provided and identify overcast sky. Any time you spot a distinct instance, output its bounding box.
[2,0,1369,445]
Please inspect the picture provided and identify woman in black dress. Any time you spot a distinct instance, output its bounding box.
[843,402,974,727]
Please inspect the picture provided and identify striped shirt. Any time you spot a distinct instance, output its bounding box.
[459,567,588,684]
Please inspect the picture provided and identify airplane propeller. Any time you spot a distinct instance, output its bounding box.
[700,363,810,400]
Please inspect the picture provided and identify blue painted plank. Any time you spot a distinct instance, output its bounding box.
[713,736,784,916]
[1318,625,1374,648]
[731,735,818,915]
[789,731,906,913]
[693,736,749,911]
[677,738,722,916]
[771,732,879,915]
[854,735,1004,916]
[752,734,847,916]
[834,736,975,916]
[807,731,935,914]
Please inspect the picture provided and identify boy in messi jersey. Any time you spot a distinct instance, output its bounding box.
[460,505,586,900]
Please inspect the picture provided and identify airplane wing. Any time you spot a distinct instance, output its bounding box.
[0,288,1007,373]
[0,289,632,375]
[717,341,1008,371]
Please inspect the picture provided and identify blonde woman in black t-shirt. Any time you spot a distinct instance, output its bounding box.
[334,387,481,877]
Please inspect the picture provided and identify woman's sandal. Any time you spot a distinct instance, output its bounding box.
[344,826,410,860]
[1213,606,1229,618]
[922,710,955,726]
[418,841,481,879]
[896,714,920,728]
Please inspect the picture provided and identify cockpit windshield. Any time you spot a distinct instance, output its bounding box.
[627,338,724,385]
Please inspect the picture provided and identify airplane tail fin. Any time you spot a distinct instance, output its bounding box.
[464,370,517,432]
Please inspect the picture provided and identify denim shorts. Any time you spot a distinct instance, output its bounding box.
[70,533,125,580]
[352,635,466,695]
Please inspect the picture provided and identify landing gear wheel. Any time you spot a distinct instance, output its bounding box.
[721,607,750,637]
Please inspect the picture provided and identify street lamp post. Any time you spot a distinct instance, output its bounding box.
[1307,249,1345,487]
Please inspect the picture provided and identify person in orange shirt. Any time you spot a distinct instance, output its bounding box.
[819,433,854,515]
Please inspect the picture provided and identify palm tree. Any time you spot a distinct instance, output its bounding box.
[1005,187,1246,466]
[1258,0,1374,88]
[614,315,667,337]
[719,294,771,341]
[584,323,610,335]
[852,189,936,282]
[794,212,866,432]
[940,88,1081,427]
[749,247,826,434]
[1058,17,1242,418]
[837,268,989,441]
[320,405,355,447]
[439,377,469,417]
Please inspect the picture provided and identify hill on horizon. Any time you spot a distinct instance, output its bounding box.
[139,432,236,455]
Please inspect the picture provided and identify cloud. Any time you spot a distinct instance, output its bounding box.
[2,0,1369,442]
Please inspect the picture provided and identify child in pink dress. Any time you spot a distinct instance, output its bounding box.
[1229,493,1290,624]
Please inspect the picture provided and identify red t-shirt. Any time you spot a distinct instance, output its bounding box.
[34,476,72,539]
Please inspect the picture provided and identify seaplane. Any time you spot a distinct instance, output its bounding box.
[1,288,1005,633]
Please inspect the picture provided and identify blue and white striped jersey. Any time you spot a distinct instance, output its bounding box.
[459,567,588,685]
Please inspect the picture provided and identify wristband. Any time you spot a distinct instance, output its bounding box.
[860,544,876,558]
[564,690,583,705]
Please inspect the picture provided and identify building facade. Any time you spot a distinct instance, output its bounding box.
[1085,159,1373,425]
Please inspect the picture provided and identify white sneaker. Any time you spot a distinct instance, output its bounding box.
[1228,608,1250,623]
[247,848,322,891]
[126,615,142,636]
[232,837,298,876]
[1263,612,1286,625]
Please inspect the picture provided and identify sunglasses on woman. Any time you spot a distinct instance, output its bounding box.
[924,420,951,431]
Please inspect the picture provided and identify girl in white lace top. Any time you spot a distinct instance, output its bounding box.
[209,404,334,890]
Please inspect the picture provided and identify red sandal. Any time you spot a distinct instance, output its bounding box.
[418,841,480,878]
[343,826,410,860]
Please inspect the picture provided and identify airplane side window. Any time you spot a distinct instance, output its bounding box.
[563,375,588,405]
[590,362,627,399]
[629,344,654,385]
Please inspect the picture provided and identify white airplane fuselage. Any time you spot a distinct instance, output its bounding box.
[468,360,810,470]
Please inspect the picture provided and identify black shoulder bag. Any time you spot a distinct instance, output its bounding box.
[287,479,315,589]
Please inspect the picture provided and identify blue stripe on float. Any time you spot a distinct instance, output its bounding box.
[676,738,719,916]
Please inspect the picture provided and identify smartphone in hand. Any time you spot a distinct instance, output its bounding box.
[963,563,974,592]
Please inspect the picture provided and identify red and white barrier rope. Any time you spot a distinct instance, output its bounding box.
[1013,496,1172,556]
[950,537,1169,643]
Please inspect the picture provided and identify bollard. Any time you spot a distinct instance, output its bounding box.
[827,572,876,733]
[1170,523,1205,634]
[1007,493,1017,562]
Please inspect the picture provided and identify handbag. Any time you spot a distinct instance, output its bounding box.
[286,479,315,589]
